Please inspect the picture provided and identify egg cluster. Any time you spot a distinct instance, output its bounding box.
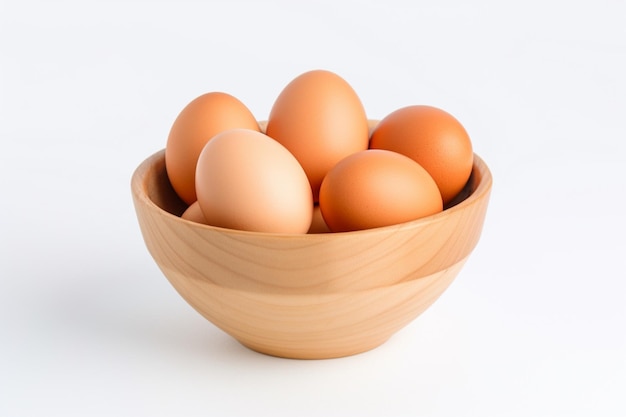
[165,69,473,234]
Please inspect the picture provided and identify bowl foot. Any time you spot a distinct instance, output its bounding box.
[237,336,391,360]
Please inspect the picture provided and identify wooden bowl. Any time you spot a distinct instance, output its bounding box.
[131,146,492,359]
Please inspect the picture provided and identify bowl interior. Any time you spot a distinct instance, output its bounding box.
[141,150,488,223]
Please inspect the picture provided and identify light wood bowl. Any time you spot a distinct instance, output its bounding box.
[131,143,492,359]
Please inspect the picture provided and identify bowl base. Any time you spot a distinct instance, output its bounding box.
[237,336,391,360]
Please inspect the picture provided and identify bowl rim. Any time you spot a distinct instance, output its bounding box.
[131,149,492,240]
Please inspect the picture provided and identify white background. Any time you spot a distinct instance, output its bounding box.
[1,0,625,416]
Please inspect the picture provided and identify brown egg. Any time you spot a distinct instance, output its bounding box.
[369,105,473,205]
[195,129,313,234]
[319,149,443,232]
[181,201,208,224]
[266,70,369,201]
[165,92,260,204]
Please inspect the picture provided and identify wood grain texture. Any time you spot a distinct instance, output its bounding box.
[131,141,492,359]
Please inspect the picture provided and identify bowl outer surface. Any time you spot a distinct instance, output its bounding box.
[131,147,491,359]
[131,149,491,295]
[161,256,467,359]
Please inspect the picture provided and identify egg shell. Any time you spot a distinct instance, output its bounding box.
[181,201,208,225]
[165,92,260,205]
[195,129,313,234]
[266,69,369,201]
[369,105,473,205]
[319,149,443,232]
